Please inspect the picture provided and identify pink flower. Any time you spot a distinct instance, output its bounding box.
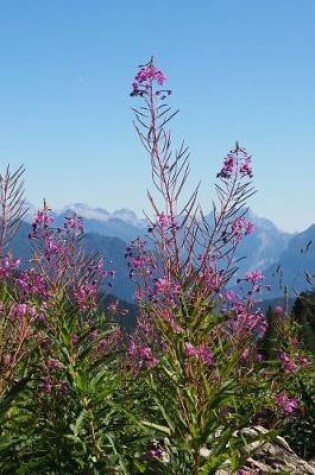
[217,145,254,180]
[13,303,27,317]
[128,341,158,369]
[155,277,181,297]
[203,267,224,292]
[184,342,199,357]
[275,392,298,414]
[156,70,167,85]
[239,156,253,177]
[138,346,158,369]
[71,334,79,345]
[64,214,84,234]
[184,342,214,366]
[198,346,214,365]
[139,346,153,359]
[131,61,168,96]
[238,468,251,475]
[279,351,310,373]
[74,284,97,312]
[146,355,159,369]
[274,305,284,316]
[47,239,60,254]
[0,256,21,278]
[245,269,264,284]
[241,347,250,361]
[231,217,254,241]
[107,301,119,313]
[148,446,166,459]
[217,154,235,179]
[42,377,53,394]
[232,307,268,338]
[9,303,38,321]
[225,290,236,301]
[16,271,48,297]
[297,355,310,367]
[32,210,54,228]
[256,352,263,362]
[127,339,138,356]
[59,381,70,395]
[279,351,297,373]
[46,358,62,370]
[157,212,174,228]
[155,277,171,293]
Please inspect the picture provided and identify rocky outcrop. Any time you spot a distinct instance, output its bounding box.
[217,427,315,474]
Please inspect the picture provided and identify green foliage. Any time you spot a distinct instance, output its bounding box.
[0,67,315,475]
[292,290,315,353]
[258,306,280,360]
[279,364,315,461]
[0,296,137,474]
[259,300,315,461]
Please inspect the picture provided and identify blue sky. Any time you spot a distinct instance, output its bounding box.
[0,1,314,232]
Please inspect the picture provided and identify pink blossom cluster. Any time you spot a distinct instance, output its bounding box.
[128,340,158,369]
[147,445,166,460]
[131,61,167,96]
[203,267,224,292]
[74,283,98,312]
[45,357,62,371]
[237,269,270,298]
[148,212,177,234]
[244,269,264,285]
[231,217,255,241]
[9,302,38,321]
[217,147,253,180]
[88,257,113,280]
[158,308,183,334]
[156,212,174,228]
[279,351,309,374]
[155,277,181,298]
[41,376,69,396]
[32,209,54,230]
[98,327,122,356]
[240,348,263,363]
[106,301,128,316]
[46,239,61,255]
[70,333,79,345]
[238,468,262,475]
[217,153,235,179]
[64,213,84,234]
[239,157,252,177]
[125,238,157,286]
[30,207,112,302]
[16,271,49,298]
[30,207,65,263]
[42,377,53,394]
[0,256,21,278]
[231,302,268,339]
[184,342,214,366]
[274,304,285,316]
[275,392,298,414]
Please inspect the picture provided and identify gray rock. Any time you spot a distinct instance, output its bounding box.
[216,427,315,474]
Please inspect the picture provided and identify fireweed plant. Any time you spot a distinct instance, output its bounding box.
[0,193,132,473]
[0,59,313,475]
[125,58,312,474]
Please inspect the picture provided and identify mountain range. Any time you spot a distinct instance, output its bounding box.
[13,204,315,303]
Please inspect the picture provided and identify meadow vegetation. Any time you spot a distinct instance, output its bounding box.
[0,58,314,474]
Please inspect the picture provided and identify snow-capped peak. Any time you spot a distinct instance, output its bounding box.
[60,204,145,227]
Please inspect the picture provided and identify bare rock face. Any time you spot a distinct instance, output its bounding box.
[242,440,315,474]
[216,427,315,474]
